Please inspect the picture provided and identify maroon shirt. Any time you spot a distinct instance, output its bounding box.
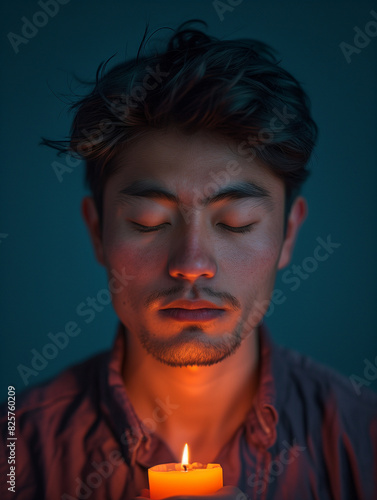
[1,323,377,500]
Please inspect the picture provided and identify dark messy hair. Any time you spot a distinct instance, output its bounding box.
[42,20,318,226]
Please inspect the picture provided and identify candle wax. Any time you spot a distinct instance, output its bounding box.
[148,462,223,499]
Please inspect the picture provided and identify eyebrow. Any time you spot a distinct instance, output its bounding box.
[117,179,272,207]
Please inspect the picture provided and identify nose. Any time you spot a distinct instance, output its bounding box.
[168,223,217,281]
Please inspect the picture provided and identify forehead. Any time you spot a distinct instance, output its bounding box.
[106,128,284,204]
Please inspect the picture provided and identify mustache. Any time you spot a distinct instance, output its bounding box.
[144,285,241,311]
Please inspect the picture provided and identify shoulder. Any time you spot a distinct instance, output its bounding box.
[273,342,377,418]
[0,350,110,433]
[269,343,377,498]
[0,349,123,499]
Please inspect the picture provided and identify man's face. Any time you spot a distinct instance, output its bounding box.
[84,128,304,367]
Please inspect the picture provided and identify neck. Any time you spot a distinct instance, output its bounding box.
[123,327,260,463]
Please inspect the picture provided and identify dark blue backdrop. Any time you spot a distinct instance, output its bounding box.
[1,0,376,397]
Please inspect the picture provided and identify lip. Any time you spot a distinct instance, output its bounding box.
[158,308,225,322]
[160,299,225,310]
[159,299,226,322]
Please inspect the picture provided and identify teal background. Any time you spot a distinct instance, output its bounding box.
[0,0,376,397]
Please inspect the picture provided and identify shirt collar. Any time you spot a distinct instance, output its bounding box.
[244,321,280,450]
[100,322,147,466]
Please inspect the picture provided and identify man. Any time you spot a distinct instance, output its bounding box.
[1,21,376,500]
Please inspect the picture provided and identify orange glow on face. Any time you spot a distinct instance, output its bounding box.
[181,443,189,467]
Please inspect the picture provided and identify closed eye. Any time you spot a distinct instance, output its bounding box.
[130,221,254,234]
[130,222,170,233]
[218,223,254,234]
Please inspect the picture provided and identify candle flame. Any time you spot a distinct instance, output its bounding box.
[181,443,189,466]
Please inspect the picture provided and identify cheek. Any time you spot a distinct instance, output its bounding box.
[220,231,282,280]
[103,242,158,316]
[237,252,279,294]
[105,241,165,281]
[220,239,282,319]
[231,240,281,326]
[107,244,138,284]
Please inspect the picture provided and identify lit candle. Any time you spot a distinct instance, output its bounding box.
[148,444,223,499]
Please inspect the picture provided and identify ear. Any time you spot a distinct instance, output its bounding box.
[81,196,105,266]
[277,196,307,270]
